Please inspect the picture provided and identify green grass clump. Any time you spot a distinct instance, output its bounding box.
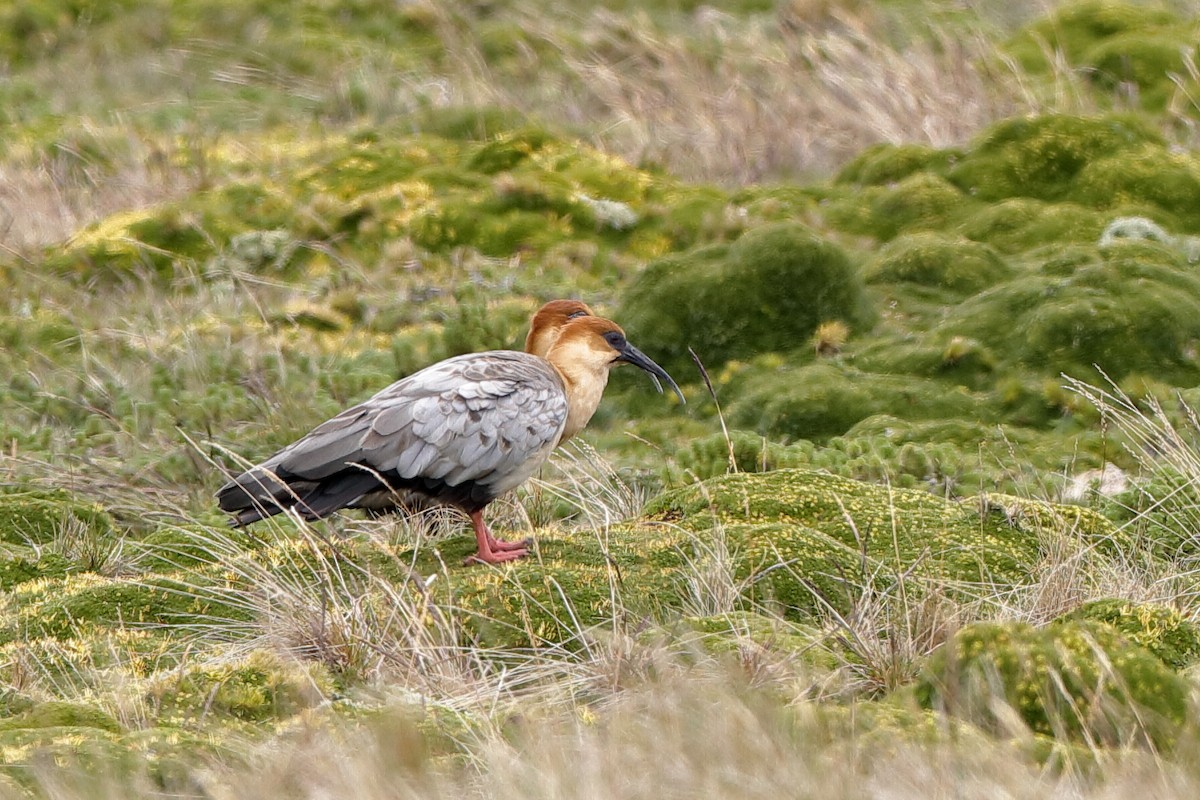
[671,430,806,479]
[0,551,73,591]
[1072,148,1200,230]
[1007,1,1197,112]
[45,185,297,285]
[915,620,1189,749]
[147,649,334,725]
[936,245,1200,384]
[0,487,119,546]
[850,337,998,389]
[724,362,985,441]
[863,232,1012,295]
[835,143,964,187]
[0,0,142,65]
[385,467,1121,643]
[674,417,1107,496]
[1084,30,1199,111]
[646,469,1075,616]
[1058,600,1200,671]
[827,172,973,242]
[411,522,691,648]
[36,125,683,288]
[672,611,838,669]
[0,699,122,734]
[948,114,1162,203]
[4,571,253,644]
[619,223,866,372]
[0,308,80,352]
[465,127,558,174]
[958,199,1107,253]
[1096,465,1200,559]
[0,711,223,794]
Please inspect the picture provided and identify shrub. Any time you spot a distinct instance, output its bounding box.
[827,173,970,241]
[835,143,961,187]
[915,620,1188,749]
[863,232,1012,294]
[1059,600,1200,671]
[948,114,1161,203]
[619,223,867,371]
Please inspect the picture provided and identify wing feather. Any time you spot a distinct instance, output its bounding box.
[255,351,567,496]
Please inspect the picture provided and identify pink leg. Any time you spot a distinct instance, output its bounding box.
[487,532,532,552]
[464,510,528,565]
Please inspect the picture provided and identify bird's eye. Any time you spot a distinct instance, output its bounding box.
[567,310,588,319]
[603,331,626,349]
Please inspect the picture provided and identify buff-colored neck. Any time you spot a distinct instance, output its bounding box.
[546,341,612,443]
[525,325,559,359]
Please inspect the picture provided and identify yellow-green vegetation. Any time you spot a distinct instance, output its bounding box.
[1006,0,1200,113]
[146,649,335,726]
[670,611,839,670]
[1059,600,1200,671]
[9,0,1200,795]
[42,128,696,289]
[645,469,1123,614]
[723,361,988,441]
[0,488,118,547]
[863,232,1013,296]
[672,417,1109,495]
[915,620,1189,749]
[618,223,869,372]
[938,244,1200,384]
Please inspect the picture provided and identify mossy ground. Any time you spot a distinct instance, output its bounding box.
[7,0,1200,791]
[914,619,1190,750]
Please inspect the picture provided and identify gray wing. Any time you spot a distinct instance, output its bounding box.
[222,350,568,506]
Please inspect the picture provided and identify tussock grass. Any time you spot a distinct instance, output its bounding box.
[0,132,202,255]
[15,662,1200,799]
[449,6,1029,184]
[1066,377,1200,607]
[7,399,1200,797]
[526,440,648,529]
[11,1,1200,796]
[0,0,1083,258]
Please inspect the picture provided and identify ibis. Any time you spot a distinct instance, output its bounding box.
[338,298,594,520]
[216,310,682,564]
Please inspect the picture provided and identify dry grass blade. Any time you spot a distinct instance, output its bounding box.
[0,134,201,254]
[526,440,646,527]
[1067,376,1200,559]
[689,347,737,475]
[521,10,1023,183]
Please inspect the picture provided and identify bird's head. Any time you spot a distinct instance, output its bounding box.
[549,316,685,403]
[524,299,594,357]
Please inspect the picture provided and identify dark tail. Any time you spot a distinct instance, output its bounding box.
[216,467,382,527]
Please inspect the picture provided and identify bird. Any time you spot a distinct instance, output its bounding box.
[345,298,595,520]
[215,313,683,565]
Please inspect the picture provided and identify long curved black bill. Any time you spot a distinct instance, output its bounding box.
[617,341,686,403]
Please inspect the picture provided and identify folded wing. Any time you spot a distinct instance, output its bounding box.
[216,351,569,525]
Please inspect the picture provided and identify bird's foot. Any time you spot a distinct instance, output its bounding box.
[487,535,533,552]
[464,545,529,565]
